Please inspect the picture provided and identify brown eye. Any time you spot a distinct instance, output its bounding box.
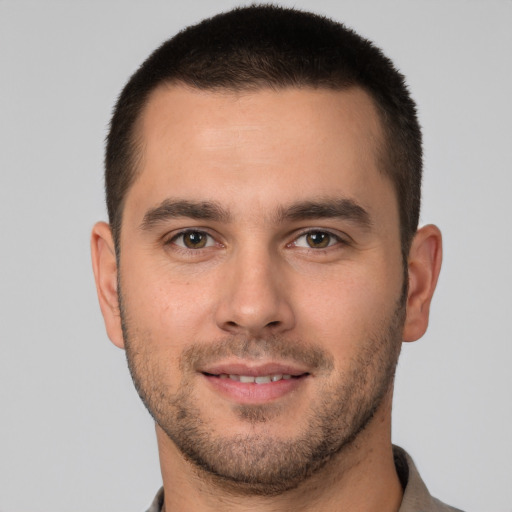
[173,231,212,249]
[183,231,207,248]
[305,231,331,248]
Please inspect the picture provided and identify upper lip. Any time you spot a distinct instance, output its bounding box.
[199,361,310,377]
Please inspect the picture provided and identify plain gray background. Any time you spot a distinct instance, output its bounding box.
[1,1,511,511]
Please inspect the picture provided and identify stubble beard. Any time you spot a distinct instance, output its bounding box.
[121,295,405,496]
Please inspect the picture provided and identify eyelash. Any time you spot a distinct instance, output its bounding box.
[166,228,347,251]
[167,229,218,250]
[289,230,346,250]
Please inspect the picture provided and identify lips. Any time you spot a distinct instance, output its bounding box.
[204,372,310,385]
[200,362,310,403]
[200,362,310,378]
[211,373,295,383]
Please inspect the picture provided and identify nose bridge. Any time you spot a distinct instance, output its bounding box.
[215,242,295,335]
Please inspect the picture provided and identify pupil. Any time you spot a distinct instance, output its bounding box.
[185,232,206,248]
[307,232,329,248]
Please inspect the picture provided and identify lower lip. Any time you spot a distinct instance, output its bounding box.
[203,374,308,403]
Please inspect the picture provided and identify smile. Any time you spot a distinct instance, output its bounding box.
[201,368,310,403]
[204,373,305,383]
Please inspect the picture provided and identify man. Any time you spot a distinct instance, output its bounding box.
[91,5,460,511]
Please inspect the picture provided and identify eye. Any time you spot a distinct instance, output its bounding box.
[292,230,340,249]
[171,230,215,249]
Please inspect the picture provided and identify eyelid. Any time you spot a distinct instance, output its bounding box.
[289,228,350,248]
[166,228,218,249]
[163,227,350,251]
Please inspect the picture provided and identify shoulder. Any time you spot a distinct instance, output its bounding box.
[394,446,464,512]
[145,487,164,512]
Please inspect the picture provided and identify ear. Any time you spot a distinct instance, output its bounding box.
[402,224,443,342]
[91,222,125,349]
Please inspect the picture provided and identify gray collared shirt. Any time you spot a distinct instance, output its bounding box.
[146,446,463,511]
[393,446,463,511]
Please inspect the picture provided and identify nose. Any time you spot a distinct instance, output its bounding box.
[214,247,296,337]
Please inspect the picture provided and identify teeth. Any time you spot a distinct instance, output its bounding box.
[224,374,292,383]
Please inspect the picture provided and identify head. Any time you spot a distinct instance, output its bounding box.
[105,4,422,262]
[92,4,442,497]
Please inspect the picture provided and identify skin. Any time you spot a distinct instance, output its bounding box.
[92,85,442,512]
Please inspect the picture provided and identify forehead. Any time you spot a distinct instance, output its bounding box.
[126,84,394,224]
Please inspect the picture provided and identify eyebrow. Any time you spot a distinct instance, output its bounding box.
[276,198,372,229]
[140,197,372,231]
[140,199,231,230]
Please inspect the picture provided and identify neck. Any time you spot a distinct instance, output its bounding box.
[156,393,402,512]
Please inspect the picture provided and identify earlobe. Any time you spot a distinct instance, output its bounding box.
[402,224,443,342]
[91,221,125,349]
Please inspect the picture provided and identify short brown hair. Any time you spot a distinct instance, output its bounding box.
[106,5,422,258]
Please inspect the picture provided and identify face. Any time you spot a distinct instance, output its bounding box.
[111,86,407,493]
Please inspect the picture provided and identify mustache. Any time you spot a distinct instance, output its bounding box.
[180,336,335,372]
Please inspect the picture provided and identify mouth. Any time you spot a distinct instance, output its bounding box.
[203,372,308,384]
[200,363,311,403]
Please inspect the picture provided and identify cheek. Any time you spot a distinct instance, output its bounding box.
[120,269,213,393]
[120,255,218,348]
[294,262,402,354]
